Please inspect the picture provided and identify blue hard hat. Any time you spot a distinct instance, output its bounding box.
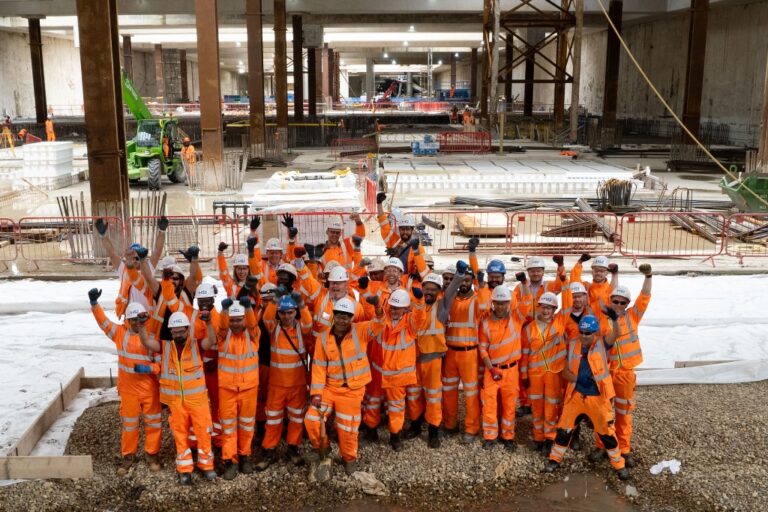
[578,315,600,334]
[486,259,506,274]
[129,243,142,251]
[278,295,298,312]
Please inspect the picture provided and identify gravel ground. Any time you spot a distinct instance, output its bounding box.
[1,381,766,512]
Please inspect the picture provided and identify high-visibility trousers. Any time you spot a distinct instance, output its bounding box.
[518,379,531,408]
[219,386,258,462]
[204,370,223,447]
[418,358,443,427]
[612,367,636,454]
[119,391,162,457]
[550,393,625,470]
[169,401,214,473]
[383,386,407,434]
[262,384,307,449]
[481,365,519,441]
[256,364,270,424]
[305,385,365,462]
[441,348,480,434]
[362,371,384,429]
[528,371,563,442]
[405,379,423,423]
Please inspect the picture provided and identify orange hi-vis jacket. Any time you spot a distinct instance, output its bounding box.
[181,144,196,165]
[376,213,431,280]
[559,303,603,342]
[479,299,532,368]
[159,323,208,407]
[262,305,313,387]
[416,304,447,357]
[92,304,160,395]
[310,288,372,338]
[116,265,155,319]
[145,272,194,339]
[216,308,261,391]
[513,276,566,314]
[606,292,650,370]
[378,298,426,388]
[310,318,385,394]
[252,246,291,288]
[446,292,490,348]
[564,336,615,400]
[521,316,568,378]
[312,223,366,271]
[216,253,256,299]
[569,261,613,310]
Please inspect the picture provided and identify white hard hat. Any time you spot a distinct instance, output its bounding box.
[388,289,411,308]
[233,254,249,267]
[265,238,283,251]
[368,258,385,273]
[526,256,546,269]
[385,257,404,272]
[156,255,176,272]
[443,264,457,276]
[168,312,190,328]
[333,297,356,315]
[569,282,587,295]
[398,216,415,228]
[423,273,443,288]
[323,260,341,274]
[277,263,298,277]
[228,303,245,317]
[326,218,343,231]
[612,285,632,301]
[424,255,434,265]
[195,282,216,299]
[125,302,147,319]
[169,264,184,275]
[491,286,512,302]
[538,292,558,308]
[592,256,610,269]
[260,282,278,294]
[328,266,349,282]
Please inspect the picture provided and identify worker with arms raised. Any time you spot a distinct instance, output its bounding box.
[569,254,619,310]
[376,193,430,282]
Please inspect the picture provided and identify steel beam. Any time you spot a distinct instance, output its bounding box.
[274,0,289,131]
[758,50,768,172]
[179,49,189,102]
[27,18,48,124]
[247,0,266,157]
[504,37,512,101]
[122,35,133,83]
[292,15,304,121]
[601,0,622,149]
[195,0,224,177]
[681,0,709,142]
[308,49,317,117]
[75,0,129,220]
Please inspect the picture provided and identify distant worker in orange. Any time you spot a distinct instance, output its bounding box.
[162,134,170,158]
[181,136,196,165]
[45,115,55,141]
[89,290,162,475]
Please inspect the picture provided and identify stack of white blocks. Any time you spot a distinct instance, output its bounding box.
[22,141,75,190]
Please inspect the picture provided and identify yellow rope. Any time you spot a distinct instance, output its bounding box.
[595,0,768,209]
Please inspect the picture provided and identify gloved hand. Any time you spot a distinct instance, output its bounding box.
[412,287,423,300]
[218,241,229,252]
[162,267,174,280]
[358,276,369,290]
[288,227,298,239]
[359,257,372,268]
[490,367,502,382]
[365,295,380,307]
[282,213,294,230]
[221,298,233,311]
[352,236,363,249]
[290,291,303,308]
[180,245,199,262]
[275,285,289,298]
[385,247,398,257]
[135,246,149,260]
[456,260,469,276]
[88,288,102,305]
[639,263,652,276]
[350,212,362,223]
[376,192,387,205]
[239,296,252,309]
[559,272,567,282]
[293,257,305,270]
[515,272,527,283]
[477,271,486,287]
[310,395,322,409]
[552,255,564,266]
[608,263,619,274]
[408,237,420,250]
[303,243,316,261]
[250,216,261,231]
[199,310,211,322]
[467,237,480,253]
[315,243,327,257]
[244,275,259,290]
[293,246,306,259]
[246,237,258,256]
[134,364,153,374]
[94,218,108,237]
[603,307,619,321]
[158,216,169,232]
[579,252,592,263]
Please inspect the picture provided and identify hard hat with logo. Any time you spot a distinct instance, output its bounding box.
[578,315,600,334]
[388,289,411,308]
[398,216,415,228]
[169,312,190,328]
[277,263,298,277]
[260,282,278,294]
[385,257,404,272]
[333,297,356,315]
[612,285,632,301]
[491,285,512,302]
[265,238,283,252]
[443,264,457,276]
[323,260,340,274]
[538,292,558,308]
[328,266,349,282]
[156,255,177,272]
[569,282,587,295]
[233,254,249,267]
[278,296,298,311]
[195,282,216,299]
[125,302,147,319]
[326,218,344,231]
[228,303,245,317]
[592,256,610,269]
[368,258,386,273]
[526,256,546,269]
[423,273,443,288]
[486,259,507,274]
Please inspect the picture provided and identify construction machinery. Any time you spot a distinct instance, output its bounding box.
[121,70,186,189]
[720,173,768,213]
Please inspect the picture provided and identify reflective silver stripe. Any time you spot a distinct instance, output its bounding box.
[219,363,259,374]
[161,385,206,396]
[239,415,255,422]
[335,411,362,422]
[382,329,414,351]
[336,422,359,433]
[239,424,255,431]
[143,413,161,420]
[146,422,162,429]
[270,360,304,369]
[176,459,194,466]
[100,319,110,331]
[221,418,236,425]
[446,336,477,343]
[286,406,304,415]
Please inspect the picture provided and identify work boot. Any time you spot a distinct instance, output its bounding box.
[571,425,582,451]
[427,425,441,449]
[544,460,559,473]
[286,445,304,466]
[589,449,607,463]
[389,432,403,452]
[516,405,532,417]
[442,426,459,436]
[255,449,274,472]
[203,469,217,481]
[146,453,161,472]
[543,439,554,456]
[482,440,495,450]
[622,453,638,468]
[344,459,359,476]
[533,441,544,453]
[361,424,379,442]
[178,472,193,486]
[403,417,424,440]
[503,439,517,452]
[254,421,266,445]
[616,468,630,481]
[222,460,238,480]
[239,456,254,474]
[462,433,478,444]
[116,454,134,476]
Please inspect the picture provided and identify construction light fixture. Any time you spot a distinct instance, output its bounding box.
[392,59,396,65]
[454,52,459,57]
[403,41,409,46]
[383,52,389,58]
[438,60,443,65]
[238,60,243,66]
[236,41,241,47]
[409,25,415,32]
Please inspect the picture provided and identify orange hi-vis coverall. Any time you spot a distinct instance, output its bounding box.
[92,304,162,457]
[379,297,426,434]
[115,264,155,319]
[316,222,366,271]
[215,309,260,463]
[261,305,313,450]
[569,261,614,310]
[549,335,625,471]
[45,118,55,141]
[478,300,531,442]
[443,292,489,435]
[377,213,431,280]
[158,321,214,474]
[181,144,196,165]
[521,315,568,442]
[217,252,263,299]
[305,317,385,462]
[310,288,372,339]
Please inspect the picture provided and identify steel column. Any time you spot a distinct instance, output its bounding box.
[489,0,501,130]
[523,30,536,116]
[154,44,165,101]
[321,45,329,102]
[470,48,478,104]
[195,0,224,180]
[179,49,189,102]
[553,0,570,129]
[28,18,47,124]
[274,0,289,132]
[504,37,512,102]
[307,48,317,117]
[328,49,335,103]
[292,15,304,121]
[123,35,133,83]
[681,0,709,142]
[569,0,583,142]
[365,57,375,102]
[450,53,457,90]
[334,55,341,101]
[601,0,622,149]
[247,0,266,156]
[757,50,768,172]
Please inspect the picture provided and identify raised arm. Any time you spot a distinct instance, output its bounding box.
[94,218,121,269]
[137,322,161,353]
[150,216,168,268]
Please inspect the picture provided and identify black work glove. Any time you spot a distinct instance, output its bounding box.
[180,245,199,262]
[352,236,363,249]
[315,243,327,257]
[94,218,108,237]
[221,298,233,311]
[275,285,289,298]
[218,241,229,252]
[608,263,619,274]
[579,253,591,263]
[456,260,469,276]
[412,287,423,300]
[238,297,252,309]
[246,237,258,256]
[135,246,149,260]
[250,216,261,231]
[552,255,564,266]
[290,291,302,304]
[385,247,398,257]
[376,192,387,205]
[603,307,618,321]
[366,295,380,307]
[282,213,294,230]
[158,216,169,232]
[515,272,527,283]
[639,263,653,276]
[303,243,316,261]
[288,227,298,239]
[244,275,259,290]
[467,237,479,253]
[88,288,102,306]
[408,237,420,250]
[358,276,369,290]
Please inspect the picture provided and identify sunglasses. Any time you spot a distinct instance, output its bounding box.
[612,299,629,306]
[579,330,595,336]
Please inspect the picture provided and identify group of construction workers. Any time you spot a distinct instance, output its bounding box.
[89,191,652,485]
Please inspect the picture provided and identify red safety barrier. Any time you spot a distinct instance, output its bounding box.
[128,215,235,261]
[413,102,451,113]
[725,213,768,261]
[364,177,378,214]
[331,138,378,160]
[17,216,125,263]
[437,131,491,153]
[508,211,619,256]
[0,218,17,263]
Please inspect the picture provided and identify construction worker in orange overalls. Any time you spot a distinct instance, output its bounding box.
[89,292,162,475]
[375,194,431,283]
[181,137,196,165]
[478,275,532,451]
[589,265,653,469]
[257,293,313,470]
[217,243,254,299]
[296,213,366,272]
[137,310,216,486]
[545,314,629,480]
[307,266,373,340]
[305,297,385,476]
[45,115,55,141]
[202,298,260,480]
[521,292,568,455]
[569,254,619,310]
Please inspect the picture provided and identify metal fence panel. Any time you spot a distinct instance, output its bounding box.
[128,215,235,261]
[18,216,125,263]
[725,214,768,258]
[436,131,491,153]
[0,218,17,262]
[234,211,355,252]
[396,209,510,255]
[618,212,725,258]
[508,211,618,256]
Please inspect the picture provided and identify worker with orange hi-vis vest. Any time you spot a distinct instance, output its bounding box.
[568,254,619,311]
[304,296,385,477]
[305,213,366,272]
[89,291,162,475]
[376,193,430,282]
[137,311,216,486]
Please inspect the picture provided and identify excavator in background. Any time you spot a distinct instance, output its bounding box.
[122,70,187,189]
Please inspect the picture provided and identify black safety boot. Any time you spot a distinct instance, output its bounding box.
[589,449,607,462]
[255,449,274,472]
[503,439,517,452]
[622,453,638,468]
[543,439,554,456]
[427,425,441,448]
[616,467,630,481]
[482,440,495,450]
[389,432,403,452]
[286,445,303,465]
[178,472,193,486]
[544,460,559,473]
[239,456,254,474]
[222,460,238,480]
[570,425,582,451]
[362,424,379,442]
[516,405,532,417]
[403,417,424,440]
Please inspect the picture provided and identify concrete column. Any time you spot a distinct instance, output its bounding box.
[570,0,584,142]
[247,0,266,157]
[450,53,457,90]
[504,37,512,102]
[553,0,570,130]
[123,35,133,83]
[406,72,413,97]
[195,0,224,178]
[75,0,129,220]
[365,57,375,102]
[27,18,48,124]
[292,15,304,121]
[274,0,289,132]
[682,0,709,142]
[307,48,317,117]
[757,50,768,172]
[523,29,545,117]
[470,48,478,103]
[179,49,189,102]
[321,44,329,101]
[601,0,623,148]
[488,0,501,130]
[327,48,335,104]
[334,55,341,101]
[153,44,165,101]
[163,49,182,103]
